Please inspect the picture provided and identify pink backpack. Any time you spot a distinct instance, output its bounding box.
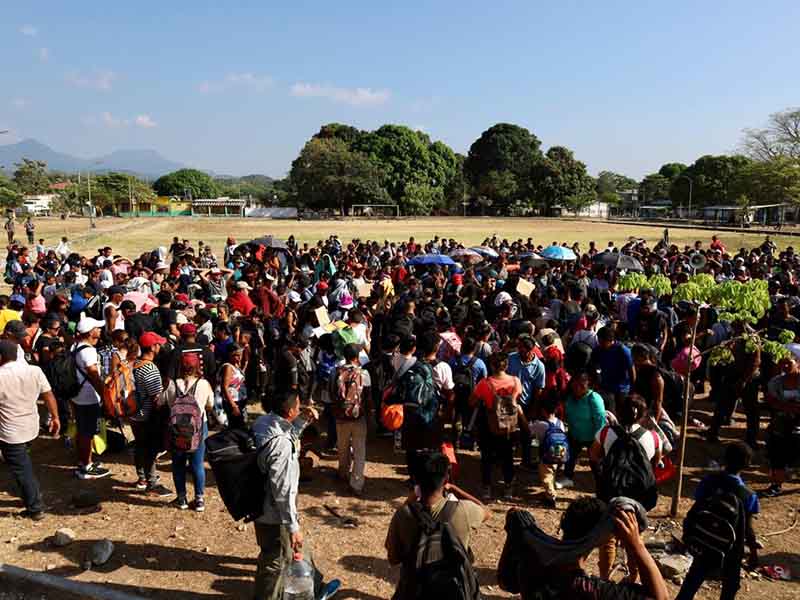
[170,379,203,452]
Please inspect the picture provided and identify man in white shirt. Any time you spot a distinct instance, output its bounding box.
[71,316,111,480]
[0,340,60,520]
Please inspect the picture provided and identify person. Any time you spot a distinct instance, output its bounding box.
[333,343,371,495]
[385,451,489,600]
[131,331,171,497]
[71,316,111,480]
[163,352,213,511]
[761,353,800,497]
[676,442,760,600]
[507,334,545,467]
[0,340,60,520]
[252,391,305,600]
[24,216,35,245]
[529,394,568,508]
[591,326,634,413]
[560,370,606,489]
[4,215,14,244]
[469,352,526,501]
[218,344,248,428]
[532,496,669,600]
[591,394,661,581]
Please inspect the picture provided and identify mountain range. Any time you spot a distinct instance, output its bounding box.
[0,139,187,179]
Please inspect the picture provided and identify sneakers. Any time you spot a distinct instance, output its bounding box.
[20,509,46,521]
[759,484,783,498]
[171,496,189,510]
[146,484,173,498]
[555,477,574,490]
[135,478,148,490]
[75,464,111,480]
[194,497,205,512]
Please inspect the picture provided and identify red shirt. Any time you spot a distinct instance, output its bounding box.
[472,374,522,411]
[227,290,256,316]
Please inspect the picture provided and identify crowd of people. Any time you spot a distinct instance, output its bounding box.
[2,223,798,600]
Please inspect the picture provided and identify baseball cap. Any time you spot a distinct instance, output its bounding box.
[179,323,197,336]
[76,316,105,334]
[175,293,190,303]
[288,290,302,304]
[209,267,222,275]
[317,281,329,292]
[3,320,29,338]
[180,352,201,369]
[140,331,167,347]
[236,281,252,290]
[9,294,26,305]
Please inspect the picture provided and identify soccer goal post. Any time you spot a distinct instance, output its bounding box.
[351,204,401,218]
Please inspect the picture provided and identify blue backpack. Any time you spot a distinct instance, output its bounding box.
[396,361,439,426]
[316,351,337,385]
[541,421,570,465]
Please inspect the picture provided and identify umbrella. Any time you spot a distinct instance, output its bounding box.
[123,291,158,314]
[469,246,499,258]
[246,235,288,250]
[519,252,548,268]
[593,252,644,272]
[540,245,577,261]
[449,248,484,264]
[407,254,456,267]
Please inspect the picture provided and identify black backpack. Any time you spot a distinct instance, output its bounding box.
[409,501,482,600]
[598,426,658,510]
[452,356,478,405]
[49,344,90,400]
[683,477,747,568]
[658,367,687,415]
[205,428,267,522]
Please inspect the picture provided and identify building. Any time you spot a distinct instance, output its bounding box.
[702,203,789,226]
[118,196,192,217]
[20,194,56,216]
[191,197,246,217]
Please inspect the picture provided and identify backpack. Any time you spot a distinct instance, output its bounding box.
[315,351,337,386]
[598,425,658,510]
[487,380,520,437]
[169,379,203,452]
[102,357,136,420]
[205,428,264,521]
[334,366,365,420]
[683,478,747,568]
[408,501,482,600]
[452,356,478,406]
[658,367,687,415]
[332,326,360,358]
[50,344,90,400]
[541,421,570,465]
[396,361,439,426]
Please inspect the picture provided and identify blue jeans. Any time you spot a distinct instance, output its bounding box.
[0,441,43,513]
[171,420,208,499]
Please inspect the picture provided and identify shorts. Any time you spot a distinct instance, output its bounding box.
[73,402,102,438]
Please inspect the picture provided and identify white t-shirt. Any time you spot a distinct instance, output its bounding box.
[596,424,660,460]
[0,361,51,444]
[72,344,101,406]
[432,361,455,393]
[164,377,214,421]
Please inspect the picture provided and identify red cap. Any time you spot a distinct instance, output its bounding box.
[179,323,197,336]
[175,293,190,303]
[181,352,201,368]
[139,331,167,348]
[317,281,329,291]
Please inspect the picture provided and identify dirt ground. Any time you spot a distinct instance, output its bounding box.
[17,216,800,262]
[1,390,799,599]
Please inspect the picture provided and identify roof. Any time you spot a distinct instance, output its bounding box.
[703,203,789,211]
[639,205,670,210]
[49,181,73,190]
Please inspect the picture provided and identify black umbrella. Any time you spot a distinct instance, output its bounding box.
[593,252,644,272]
[246,235,288,250]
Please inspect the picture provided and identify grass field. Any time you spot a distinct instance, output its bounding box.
[22,216,800,259]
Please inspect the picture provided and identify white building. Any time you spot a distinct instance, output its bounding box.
[21,194,56,216]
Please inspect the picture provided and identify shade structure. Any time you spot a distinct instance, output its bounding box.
[540,245,577,261]
[469,246,499,258]
[407,254,457,267]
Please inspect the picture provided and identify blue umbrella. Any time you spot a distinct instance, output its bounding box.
[540,245,577,261]
[407,254,456,266]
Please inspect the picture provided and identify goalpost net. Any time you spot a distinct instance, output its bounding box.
[351,204,401,218]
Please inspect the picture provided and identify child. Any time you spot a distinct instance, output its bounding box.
[677,442,760,600]
[530,395,569,508]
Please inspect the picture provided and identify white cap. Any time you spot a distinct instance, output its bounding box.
[494,291,512,306]
[288,290,302,304]
[155,261,169,271]
[76,316,105,334]
[236,281,252,290]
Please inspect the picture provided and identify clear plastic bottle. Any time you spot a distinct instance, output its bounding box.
[393,430,403,454]
[283,555,314,600]
[529,437,540,466]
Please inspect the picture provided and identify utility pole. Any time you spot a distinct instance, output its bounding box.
[87,172,96,228]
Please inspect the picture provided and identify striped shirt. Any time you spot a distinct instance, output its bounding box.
[132,360,163,422]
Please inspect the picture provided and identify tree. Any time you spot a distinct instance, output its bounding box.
[529,146,595,215]
[731,157,800,206]
[314,123,364,146]
[638,174,671,204]
[741,107,800,160]
[82,172,157,216]
[658,163,687,181]
[596,171,638,205]
[669,155,751,208]
[0,173,22,209]
[153,168,219,199]
[12,159,50,195]
[477,170,519,209]
[464,123,543,207]
[400,182,444,216]
[289,138,389,215]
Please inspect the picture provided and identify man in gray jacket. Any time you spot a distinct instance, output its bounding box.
[252,391,303,600]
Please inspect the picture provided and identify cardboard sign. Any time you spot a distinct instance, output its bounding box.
[356,281,373,299]
[516,278,535,298]
[314,306,330,327]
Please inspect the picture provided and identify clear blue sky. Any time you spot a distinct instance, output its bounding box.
[2,1,799,179]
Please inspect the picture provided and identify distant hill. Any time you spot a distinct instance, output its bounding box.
[0,139,187,179]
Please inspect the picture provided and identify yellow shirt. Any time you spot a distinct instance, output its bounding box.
[0,308,22,335]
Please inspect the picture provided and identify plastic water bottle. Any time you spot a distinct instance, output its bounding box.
[283,555,314,600]
[393,430,403,454]
[529,437,540,466]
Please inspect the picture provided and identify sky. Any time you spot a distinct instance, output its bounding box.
[2,1,800,179]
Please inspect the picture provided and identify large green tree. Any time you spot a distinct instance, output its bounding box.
[0,172,22,209]
[153,168,219,199]
[658,162,687,181]
[313,123,364,146]
[596,171,638,205]
[731,157,800,206]
[530,146,595,214]
[464,123,543,207]
[289,137,389,215]
[86,172,157,215]
[669,155,752,208]
[13,159,50,195]
[638,173,671,203]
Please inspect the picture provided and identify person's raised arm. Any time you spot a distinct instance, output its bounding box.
[614,509,668,600]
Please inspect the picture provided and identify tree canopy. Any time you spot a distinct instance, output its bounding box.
[153,168,219,199]
[741,107,800,160]
[0,172,22,209]
[658,163,687,181]
[669,154,752,208]
[530,146,595,214]
[13,159,50,195]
